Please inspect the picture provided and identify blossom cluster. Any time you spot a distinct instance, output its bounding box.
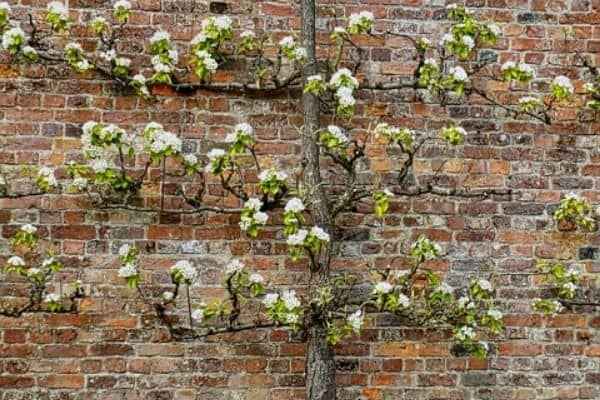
[45,1,70,32]
[286,226,330,261]
[239,198,268,237]
[143,122,182,162]
[170,260,198,285]
[258,169,288,196]
[263,289,303,329]
[64,42,92,72]
[149,30,178,84]
[501,61,535,82]
[117,244,140,288]
[36,167,58,192]
[374,123,414,147]
[329,68,358,116]
[191,15,233,58]
[319,125,348,154]
[347,11,374,35]
[278,36,306,63]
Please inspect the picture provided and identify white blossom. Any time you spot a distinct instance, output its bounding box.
[562,282,577,293]
[38,167,58,187]
[286,229,308,246]
[455,325,475,341]
[114,57,131,67]
[44,293,61,303]
[6,256,25,266]
[258,169,288,183]
[457,296,475,309]
[281,289,300,309]
[440,33,454,46]
[487,309,503,320]
[285,313,299,324]
[214,15,232,31]
[244,198,263,212]
[0,2,10,12]
[564,191,582,202]
[100,49,117,61]
[374,281,393,294]
[2,27,25,50]
[565,266,581,279]
[249,273,264,284]
[477,278,492,292]
[118,244,131,257]
[183,154,197,165]
[225,122,254,142]
[449,66,468,82]
[26,267,41,277]
[518,96,540,104]
[553,300,564,313]
[225,259,244,275]
[501,61,516,71]
[150,30,170,44]
[294,47,307,61]
[240,30,255,39]
[307,74,322,82]
[65,42,83,53]
[238,215,252,231]
[118,262,138,278]
[488,24,501,36]
[553,75,574,95]
[424,58,438,68]
[207,148,226,161]
[20,224,37,234]
[132,74,146,84]
[329,68,359,89]
[336,86,356,106]
[171,260,198,284]
[348,11,374,31]
[310,226,330,242]
[191,32,208,46]
[383,188,394,197]
[194,50,218,73]
[397,293,410,308]
[327,125,348,144]
[347,309,363,332]
[191,308,205,320]
[162,291,174,301]
[518,63,535,79]
[263,293,279,307]
[91,159,109,174]
[278,36,295,48]
[461,35,474,50]
[447,3,458,9]
[48,1,68,18]
[254,211,268,225]
[114,0,131,10]
[285,198,305,213]
[148,130,182,154]
[91,16,107,25]
[76,60,90,71]
[22,46,37,57]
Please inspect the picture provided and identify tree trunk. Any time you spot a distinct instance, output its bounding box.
[305,325,336,400]
[300,0,336,399]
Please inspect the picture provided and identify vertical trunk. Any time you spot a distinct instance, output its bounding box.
[301,0,336,399]
[306,325,336,400]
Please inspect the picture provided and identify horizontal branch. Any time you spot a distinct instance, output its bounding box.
[168,322,277,341]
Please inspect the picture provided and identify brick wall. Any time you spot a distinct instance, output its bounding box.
[1,0,600,399]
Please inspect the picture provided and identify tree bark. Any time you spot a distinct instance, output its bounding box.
[300,0,336,399]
